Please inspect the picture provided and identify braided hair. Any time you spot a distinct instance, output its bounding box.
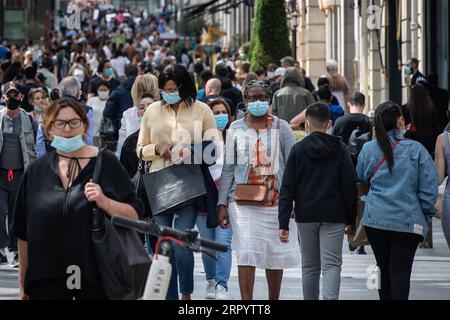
[243,80,273,101]
[374,102,403,173]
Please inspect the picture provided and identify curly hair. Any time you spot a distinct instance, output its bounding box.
[242,80,273,100]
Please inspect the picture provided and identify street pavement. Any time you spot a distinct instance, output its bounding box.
[1,219,449,300]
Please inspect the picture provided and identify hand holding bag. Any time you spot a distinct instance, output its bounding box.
[90,149,151,300]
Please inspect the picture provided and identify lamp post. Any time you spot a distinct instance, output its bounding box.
[318,0,338,16]
[287,0,300,60]
[290,12,299,60]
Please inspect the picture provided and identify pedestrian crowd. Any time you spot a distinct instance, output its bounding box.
[0,5,449,301]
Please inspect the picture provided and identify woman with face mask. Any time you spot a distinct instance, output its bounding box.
[216,80,300,300]
[356,102,439,300]
[195,98,233,300]
[28,88,49,125]
[136,64,219,300]
[117,74,160,158]
[12,97,144,300]
[87,81,110,146]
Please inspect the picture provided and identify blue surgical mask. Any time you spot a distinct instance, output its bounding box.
[161,91,182,105]
[51,135,85,153]
[247,101,270,117]
[215,114,229,130]
[103,68,113,78]
[405,66,413,76]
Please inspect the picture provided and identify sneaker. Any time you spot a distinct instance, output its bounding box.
[356,246,366,255]
[10,253,19,268]
[205,280,216,299]
[0,252,8,265]
[215,284,229,300]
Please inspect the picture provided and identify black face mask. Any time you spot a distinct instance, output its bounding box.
[6,98,21,110]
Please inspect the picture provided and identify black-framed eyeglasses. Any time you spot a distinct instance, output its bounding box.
[52,118,83,129]
[160,84,183,94]
[247,94,270,102]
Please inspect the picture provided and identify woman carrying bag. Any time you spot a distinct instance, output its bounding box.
[216,80,300,300]
[137,64,219,300]
[13,97,144,300]
[356,102,439,300]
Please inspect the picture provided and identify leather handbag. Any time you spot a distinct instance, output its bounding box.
[142,164,207,215]
[234,184,269,206]
[90,149,151,300]
[234,117,280,206]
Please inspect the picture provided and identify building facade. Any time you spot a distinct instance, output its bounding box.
[0,0,53,42]
[296,0,449,112]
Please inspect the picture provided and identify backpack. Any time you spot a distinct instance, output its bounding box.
[348,124,372,166]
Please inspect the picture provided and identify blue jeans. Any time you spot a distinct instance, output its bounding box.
[153,205,198,299]
[196,214,233,289]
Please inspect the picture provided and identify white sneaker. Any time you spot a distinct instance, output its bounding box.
[215,284,229,300]
[205,280,216,299]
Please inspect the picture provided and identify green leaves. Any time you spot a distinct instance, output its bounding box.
[250,0,292,70]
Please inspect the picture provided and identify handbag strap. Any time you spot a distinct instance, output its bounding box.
[369,139,404,181]
[92,148,105,184]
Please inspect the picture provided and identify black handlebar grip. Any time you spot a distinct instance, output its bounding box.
[111,216,149,233]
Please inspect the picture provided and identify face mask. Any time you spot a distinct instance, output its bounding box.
[103,68,113,78]
[6,98,21,110]
[74,69,85,82]
[34,105,43,113]
[267,72,275,79]
[51,135,85,153]
[161,91,181,105]
[98,91,109,100]
[247,101,270,117]
[405,66,413,76]
[215,114,229,130]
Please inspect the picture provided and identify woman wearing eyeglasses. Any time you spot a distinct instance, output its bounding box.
[12,97,144,300]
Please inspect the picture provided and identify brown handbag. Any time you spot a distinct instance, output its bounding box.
[234,118,281,206]
[234,184,269,206]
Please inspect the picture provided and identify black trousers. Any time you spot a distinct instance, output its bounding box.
[0,169,23,251]
[365,226,422,300]
[27,280,108,300]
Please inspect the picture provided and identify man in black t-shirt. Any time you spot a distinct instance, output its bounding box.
[332,92,372,145]
[332,91,371,256]
[406,58,428,88]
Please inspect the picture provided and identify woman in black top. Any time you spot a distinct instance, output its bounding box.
[13,97,143,300]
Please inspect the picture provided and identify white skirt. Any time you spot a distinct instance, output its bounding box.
[228,202,300,269]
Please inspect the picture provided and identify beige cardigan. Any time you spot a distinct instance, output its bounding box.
[137,100,219,172]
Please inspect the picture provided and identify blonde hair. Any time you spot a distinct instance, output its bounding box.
[131,73,160,106]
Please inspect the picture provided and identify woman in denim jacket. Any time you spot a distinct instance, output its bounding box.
[356,102,438,300]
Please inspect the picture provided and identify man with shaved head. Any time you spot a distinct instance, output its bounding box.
[202,78,236,120]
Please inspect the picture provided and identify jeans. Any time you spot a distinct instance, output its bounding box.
[297,222,346,300]
[153,204,198,299]
[365,226,422,300]
[0,169,22,251]
[442,207,450,252]
[196,213,233,289]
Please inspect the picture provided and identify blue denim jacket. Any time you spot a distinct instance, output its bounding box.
[356,131,439,237]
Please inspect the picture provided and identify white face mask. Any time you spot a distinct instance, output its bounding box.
[74,69,85,83]
[98,91,109,100]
